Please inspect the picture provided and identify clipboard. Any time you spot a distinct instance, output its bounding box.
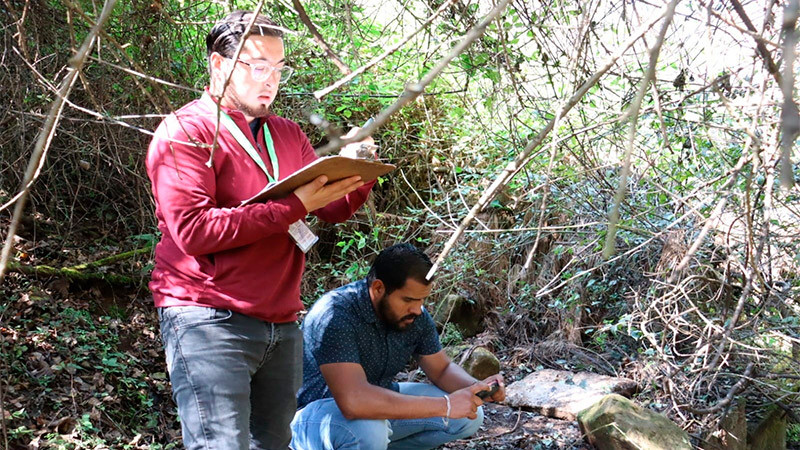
[241,156,395,205]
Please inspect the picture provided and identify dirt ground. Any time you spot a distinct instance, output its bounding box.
[0,274,595,449]
[446,403,592,450]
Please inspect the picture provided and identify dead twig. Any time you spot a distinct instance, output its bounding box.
[314,0,513,157]
[313,0,458,99]
[291,0,352,76]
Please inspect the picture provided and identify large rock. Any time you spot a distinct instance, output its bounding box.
[504,369,637,420]
[431,293,483,337]
[577,394,692,450]
[748,406,787,450]
[445,346,500,381]
[462,347,500,380]
[701,398,747,450]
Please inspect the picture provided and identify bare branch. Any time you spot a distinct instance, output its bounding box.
[2,0,31,60]
[603,0,680,258]
[698,0,781,50]
[779,0,799,189]
[292,0,352,76]
[87,55,202,94]
[685,362,755,414]
[727,0,782,85]
[313,0,458,99]
[0,0,118,286]
[314,0,512,157]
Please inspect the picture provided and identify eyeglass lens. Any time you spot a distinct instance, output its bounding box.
[250,63,293,83]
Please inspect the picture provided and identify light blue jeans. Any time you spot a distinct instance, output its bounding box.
[158,306,303,450]
[290,382,483,450]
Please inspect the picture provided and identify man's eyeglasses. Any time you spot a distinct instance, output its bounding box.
[234,59,294,84]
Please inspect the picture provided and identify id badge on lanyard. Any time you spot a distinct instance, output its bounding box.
[219,112,318,253]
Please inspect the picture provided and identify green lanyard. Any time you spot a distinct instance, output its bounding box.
[219,112,279,183]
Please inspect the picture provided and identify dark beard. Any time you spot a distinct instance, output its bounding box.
[377,295,416,331]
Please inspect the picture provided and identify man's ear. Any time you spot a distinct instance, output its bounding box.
[208,52,228,95]
[209,52,225,71]
[369,279,385,300]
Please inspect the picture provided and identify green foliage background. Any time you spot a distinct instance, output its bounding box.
[1,0,798,448]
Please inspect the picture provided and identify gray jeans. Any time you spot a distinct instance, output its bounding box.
[158,306,302,450]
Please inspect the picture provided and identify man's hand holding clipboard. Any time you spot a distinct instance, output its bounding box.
[241,119,394,206]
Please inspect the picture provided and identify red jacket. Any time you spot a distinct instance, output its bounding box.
[146,92,373,323]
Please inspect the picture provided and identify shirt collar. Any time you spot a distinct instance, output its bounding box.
[353,278,378,324]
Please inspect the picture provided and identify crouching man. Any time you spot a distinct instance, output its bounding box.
[291,243,505,449]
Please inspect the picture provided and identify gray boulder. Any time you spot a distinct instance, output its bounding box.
[504,369,637,420]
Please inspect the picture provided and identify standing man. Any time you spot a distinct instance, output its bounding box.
[291,243,505,450]
[146,11,375,450]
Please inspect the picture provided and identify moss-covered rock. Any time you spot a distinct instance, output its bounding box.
[748,406,787,450]
[462,347,500,381]
[444,345,500,381]
[431,293,483,337]
[577,394,691,450]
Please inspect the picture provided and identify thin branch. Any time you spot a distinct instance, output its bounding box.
[728,0,782,85]
[684,362,755,414]
[779,0,799,189]
[314,0,512,157]
[603,0,679,258]
[291,0,352,76]
[434,222,603,234]
[313,0,458,99]
[87,55,203,94]
[697,0,781,50]
[398,169,455,230]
